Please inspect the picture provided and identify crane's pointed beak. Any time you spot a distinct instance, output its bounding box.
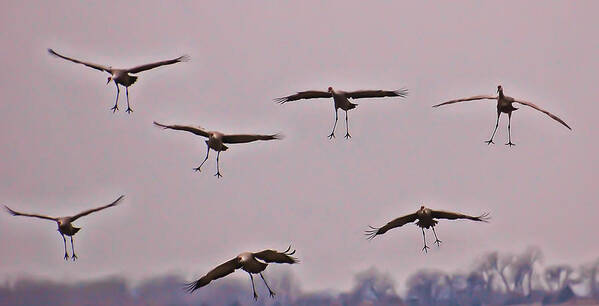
[106,78,112,85]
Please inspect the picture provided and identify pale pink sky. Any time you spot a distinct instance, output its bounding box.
[0,1,597,293]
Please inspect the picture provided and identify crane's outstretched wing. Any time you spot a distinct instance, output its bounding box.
[365,212,418,239]
[184,258,242,293]
[4,206,57,222]
[70,195,124,221]
[126,55,190,74]
[513,99,572,130]
[153,122,210,138]
[345,89,408,99]
[433,95,497,107]
[430,210,490,222]
[222,133,283,144]
[253,246,299,264]
[48,49,112,73]
[274,91,332,104]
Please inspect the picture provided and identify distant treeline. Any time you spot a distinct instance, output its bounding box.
[1,247,598,305]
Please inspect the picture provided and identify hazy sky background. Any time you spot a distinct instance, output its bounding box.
[1,0,597,295]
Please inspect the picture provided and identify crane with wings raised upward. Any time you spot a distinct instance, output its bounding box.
[48,48,189,113]
[4,195,124,260]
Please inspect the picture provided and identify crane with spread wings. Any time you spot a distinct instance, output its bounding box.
[48,48,189,113]
[276,86,408,139]
[4,195,124,260]
[185,246,299,300]
[366,205,489,253]
[154,122,282,177]
[433,85,571,146]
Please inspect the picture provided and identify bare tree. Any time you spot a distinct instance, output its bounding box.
[406,270,449,305]
[476,252,512,293]
[544,265,574,292]
[509,247,543,296]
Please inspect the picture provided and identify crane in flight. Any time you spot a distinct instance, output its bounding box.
[48,48,189,113]
[185,246,299,300]
[366,205,489,253]
[433,85,571,146]
[4,195,124,261]
[154,122,282,177]
[276,86,408,139]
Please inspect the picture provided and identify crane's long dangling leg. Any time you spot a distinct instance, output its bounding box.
[344,110,351,139]
[506,112,515,146]
[260,273,276,298]
[432,226,442,247]
[421,228,430,253]
[70,236,78,261]
[249,273,258,301]
[214,151,222,178]
[194,143,210,172]
[111,82,120,113]
[485,110,500,145]
[125,87,133,114]
[328,109,338,139]
[61,233,69,260]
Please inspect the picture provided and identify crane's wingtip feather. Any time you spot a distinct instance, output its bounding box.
[478,212,491,222]
[183,281,198,293]
[4,206,17,216]
[364,226,380,240]
[394,88,409,97]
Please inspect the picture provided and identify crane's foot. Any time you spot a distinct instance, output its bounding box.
[505,142,516,147]
[71,254,78,261]
[193,167,202,172]
[434,239,442,247]
[64,253,69,261]
[110,105,119,113]
[344,133,351,139]
[327,133,335,139]
[484,139,495,145]
[125,107,134,114]
[268,290,276,298]
[253,292,258,301]
[421,245,430,253]
[214,172,222,178]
